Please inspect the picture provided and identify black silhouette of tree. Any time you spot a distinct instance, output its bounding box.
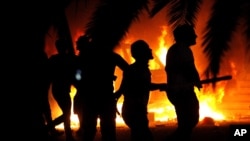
[84,0,150,50]
[202,0,250,78]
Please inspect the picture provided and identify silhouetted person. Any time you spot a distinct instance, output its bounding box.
[164,24,202,141]
[48,38,76,141]
[115,40,166,141]
[37,51,61,138]
[73,35,92,136]
[76,38,129,141]
[33,50,52,141]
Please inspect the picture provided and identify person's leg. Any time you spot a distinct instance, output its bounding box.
[133,114,153,141]
[56,93,75,141]
[99,101,117,141]
[184,94,199,138]
[173,93,199,141]
[122,111,153,141]
[63,106,73,141]
[81,104,98,141]
[73,93,83,135]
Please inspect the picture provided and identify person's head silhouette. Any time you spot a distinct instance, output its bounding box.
[55,38,70,54]
[76,35,91,53]
[173,24,197,46]
[131,40,153,62]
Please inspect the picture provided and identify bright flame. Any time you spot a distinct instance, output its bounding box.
[195,87,225,121]
[150,26,168,70]
[155,26,168,66]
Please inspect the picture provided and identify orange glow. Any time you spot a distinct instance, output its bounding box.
[154,25,168,66]
[196,86,225,121]
[149,26,168,70]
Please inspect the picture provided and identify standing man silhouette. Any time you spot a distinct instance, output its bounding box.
[115,40,166,141]
[75,36,129,141]
[73,35,92,136]
[37,51,61,137]
[48,38,76,141]
[164,24,202,141]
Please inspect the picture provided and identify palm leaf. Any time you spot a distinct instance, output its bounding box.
[150,0,202,29]
[53,10,75,55]
[84,0,149,51]
[241,0,250,52]
[168,0,202,28]
[202,0,242,79]
[150,0,172,17]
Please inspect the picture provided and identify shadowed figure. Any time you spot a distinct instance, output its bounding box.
[164,24,202,141]
[33,50,53,141]
[115,40,166,141]
[74,36,129,141]
[48,38,77,141]
[37,51,63,138]
[73,35,92,136]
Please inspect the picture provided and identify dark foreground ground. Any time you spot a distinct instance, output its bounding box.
[53,121,250,141]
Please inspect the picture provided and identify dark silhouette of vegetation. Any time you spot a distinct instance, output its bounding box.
[150,0,202,28]
[84,0,150,51]
[201,0,250,78]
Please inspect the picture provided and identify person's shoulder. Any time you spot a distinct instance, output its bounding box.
[112,52,123,58]
[129,63,137,70]
[167,44,176,54]
[113,52,129,65]
[49,54,57,60]
[68,54,77,59]
[123,64,134,75]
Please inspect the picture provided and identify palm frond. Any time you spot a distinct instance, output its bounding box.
[185,0,202,26]
[168,0,202,28]
[150,0,172,17]
[84,0,149,51]
[241,0,250,51]
[53,10,75,55]
[202,0,242,79]
[150,0,202,28]
[246,15,250,52]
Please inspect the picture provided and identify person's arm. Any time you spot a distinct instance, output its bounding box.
[114,71,127,100]
[114,53,129,71]
[183,49,202,90]
[150,83,168,91]
[114,87,123,100]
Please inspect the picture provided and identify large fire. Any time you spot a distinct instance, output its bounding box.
[49,26,233,130]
